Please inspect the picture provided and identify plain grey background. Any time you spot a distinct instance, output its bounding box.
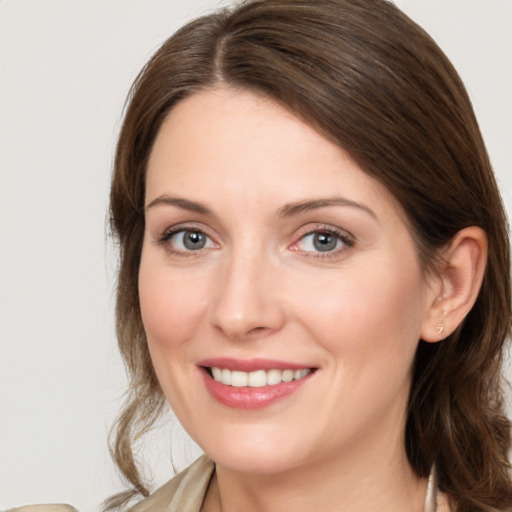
[1,1,511,510]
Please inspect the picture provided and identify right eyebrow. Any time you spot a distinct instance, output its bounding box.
[277,196,378,222]
[145,196,212,215]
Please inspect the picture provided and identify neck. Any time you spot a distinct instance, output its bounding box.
[207,433,428,512]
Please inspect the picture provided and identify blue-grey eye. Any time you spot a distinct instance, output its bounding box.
[171,230,213,251]
[298,231,343,252]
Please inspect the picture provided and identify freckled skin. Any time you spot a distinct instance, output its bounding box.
[139,87,436,511]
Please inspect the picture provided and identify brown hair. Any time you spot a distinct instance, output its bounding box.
[107,0,512,510]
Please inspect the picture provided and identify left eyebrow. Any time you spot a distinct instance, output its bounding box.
[145,195,212,215]
[277,196,378,222]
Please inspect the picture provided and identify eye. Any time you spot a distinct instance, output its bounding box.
[290,227,354,256]
[300,232,340,252]
[164,229,215,252]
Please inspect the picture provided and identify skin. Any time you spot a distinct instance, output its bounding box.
[138,87,464,512]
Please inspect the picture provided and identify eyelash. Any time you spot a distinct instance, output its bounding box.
[156,225,217,258]
[290,225,355,259]
[155,224,355,259]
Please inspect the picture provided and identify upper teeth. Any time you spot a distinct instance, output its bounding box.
[210,367,311,387]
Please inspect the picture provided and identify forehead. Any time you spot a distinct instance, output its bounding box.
[148,88,340,177]
[146,87,400,222]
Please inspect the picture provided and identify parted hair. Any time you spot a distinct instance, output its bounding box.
[107,0,512,510]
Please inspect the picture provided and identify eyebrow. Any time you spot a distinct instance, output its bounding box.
[145,194,378,221]
[277,196,378,221]
[145,196,212,215]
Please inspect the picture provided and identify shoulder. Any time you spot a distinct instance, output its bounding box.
[4,506,78,512]
[129,454,215,512]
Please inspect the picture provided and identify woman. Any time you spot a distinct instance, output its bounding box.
[104,0,512,511]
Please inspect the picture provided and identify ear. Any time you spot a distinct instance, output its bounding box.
[421,226,488,343]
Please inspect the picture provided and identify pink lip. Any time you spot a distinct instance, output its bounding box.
[198,357,311,372]
[197,358,316,410]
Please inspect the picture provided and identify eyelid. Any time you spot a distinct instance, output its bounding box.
[289,224,355,257]
[155,221,213,240]
[154,222,219,255]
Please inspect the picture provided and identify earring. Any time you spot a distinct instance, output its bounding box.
[436,323,445,334]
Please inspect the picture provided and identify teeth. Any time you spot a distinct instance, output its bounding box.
[267,369,282,385]
[231,371,248,387]
[212,367,222,381]
[221,368,231,385]
[248,370,266,387]
[294,369,306,380]
[282,369,294,382]
[210,367,312,387]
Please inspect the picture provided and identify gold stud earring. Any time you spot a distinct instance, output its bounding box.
[436,323,445,334]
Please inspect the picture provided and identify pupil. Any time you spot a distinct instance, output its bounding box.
[313,232,337,252]
[183,231,205,250]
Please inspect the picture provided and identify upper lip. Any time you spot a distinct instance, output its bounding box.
[197,357,315,372]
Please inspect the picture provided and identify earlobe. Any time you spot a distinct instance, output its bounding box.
[421,226,488,343]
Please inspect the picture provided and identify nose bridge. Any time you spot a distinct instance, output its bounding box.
[210,240,283,340]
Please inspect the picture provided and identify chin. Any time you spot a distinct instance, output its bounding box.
[209,445,305,475]
[194,424,311,475]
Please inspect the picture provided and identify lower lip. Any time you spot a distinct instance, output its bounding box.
[201,369,313,409]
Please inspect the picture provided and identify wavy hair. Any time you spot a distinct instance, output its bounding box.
[107,1,512,510]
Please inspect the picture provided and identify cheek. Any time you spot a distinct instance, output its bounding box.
[138,253,208,353]
[293,256,426,364]
[138,250,213,412]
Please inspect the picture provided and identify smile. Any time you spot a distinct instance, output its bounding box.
[209,367,312,387]
[199,360,316,409]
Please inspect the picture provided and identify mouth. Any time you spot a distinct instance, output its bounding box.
[206,367,313,387]
[198,359,317,409]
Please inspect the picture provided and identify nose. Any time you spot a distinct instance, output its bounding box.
[209,249,286,341]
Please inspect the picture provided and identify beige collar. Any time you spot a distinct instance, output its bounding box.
[424,466,437,512]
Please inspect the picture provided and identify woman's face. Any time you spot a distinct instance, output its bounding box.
[139,87,436,474]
